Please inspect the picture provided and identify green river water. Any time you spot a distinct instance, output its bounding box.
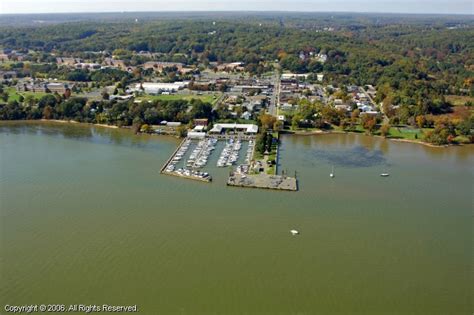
[0,122,472,314]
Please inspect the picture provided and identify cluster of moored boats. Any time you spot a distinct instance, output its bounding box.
[186,138,217,169]
[165,139,192,173]
[164,138,214,181]
[244,140,254,164]
[232,140,255,175]
[217,138,243,167]
[173,168,211,181]
[234,164,250,175]
[163,136,258,182]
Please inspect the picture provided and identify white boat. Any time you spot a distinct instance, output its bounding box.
[380,173,390,177]
[330,166,335,178]
[290,229,299,235]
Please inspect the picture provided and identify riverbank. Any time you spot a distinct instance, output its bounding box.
[2,119,470,148]
[283,129,470,148]
[37,119,120,129]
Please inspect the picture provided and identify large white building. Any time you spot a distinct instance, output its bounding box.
[134,82,189,94]
[209,123,258,134]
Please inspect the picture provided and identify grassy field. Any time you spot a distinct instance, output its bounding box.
[384,127,430,140]
[6,87,48,103]
[136,93,221,105]
[446,95,474,106]
[332,124,431,141]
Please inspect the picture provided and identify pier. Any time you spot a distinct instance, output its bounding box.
[227,173,298,191]
[160,138,187,173]
[161,170,212,183]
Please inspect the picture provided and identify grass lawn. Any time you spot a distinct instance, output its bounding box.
[454,135,472,144]
[6,87,48,103]
[384,127,431,141]
[446,95,474,106]
[334,123,430,141]
[266,165,276,175]
[136,93,221,105]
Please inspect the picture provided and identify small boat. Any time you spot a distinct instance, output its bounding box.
[380,173,390,177]
[290,229,299,235]
[330,166,335,178]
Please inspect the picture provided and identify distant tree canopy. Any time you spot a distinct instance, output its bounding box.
[0,16,471,95]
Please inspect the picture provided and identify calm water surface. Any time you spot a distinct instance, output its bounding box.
[1,122,472,314]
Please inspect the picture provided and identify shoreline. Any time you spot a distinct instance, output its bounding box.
[284,129,469,148]
[1,119,470,148]
[39,119,120,129]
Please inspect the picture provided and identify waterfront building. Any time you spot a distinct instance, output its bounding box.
[209,123,258,135]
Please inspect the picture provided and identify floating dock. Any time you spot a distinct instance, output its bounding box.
[161,170,212,183]
[160,138,212,183]
[227,173,297,191]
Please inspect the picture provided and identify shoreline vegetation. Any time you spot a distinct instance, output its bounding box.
[3,119,472,148]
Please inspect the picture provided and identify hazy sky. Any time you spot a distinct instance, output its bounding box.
[0,0,472,14]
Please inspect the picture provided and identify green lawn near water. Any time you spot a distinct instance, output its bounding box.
[136,93,221,105]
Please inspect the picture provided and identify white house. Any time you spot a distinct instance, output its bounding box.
[241,111,252,120]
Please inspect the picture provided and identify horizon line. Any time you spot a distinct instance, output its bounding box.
[0,10,472,16]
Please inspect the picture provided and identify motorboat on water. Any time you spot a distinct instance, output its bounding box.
[380,173,390,177]
[290,229,299,235]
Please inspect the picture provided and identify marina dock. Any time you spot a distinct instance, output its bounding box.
[160,138,212,182]
[160,138,187,173]
[161,132,295,190]
[161,170,212,183]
